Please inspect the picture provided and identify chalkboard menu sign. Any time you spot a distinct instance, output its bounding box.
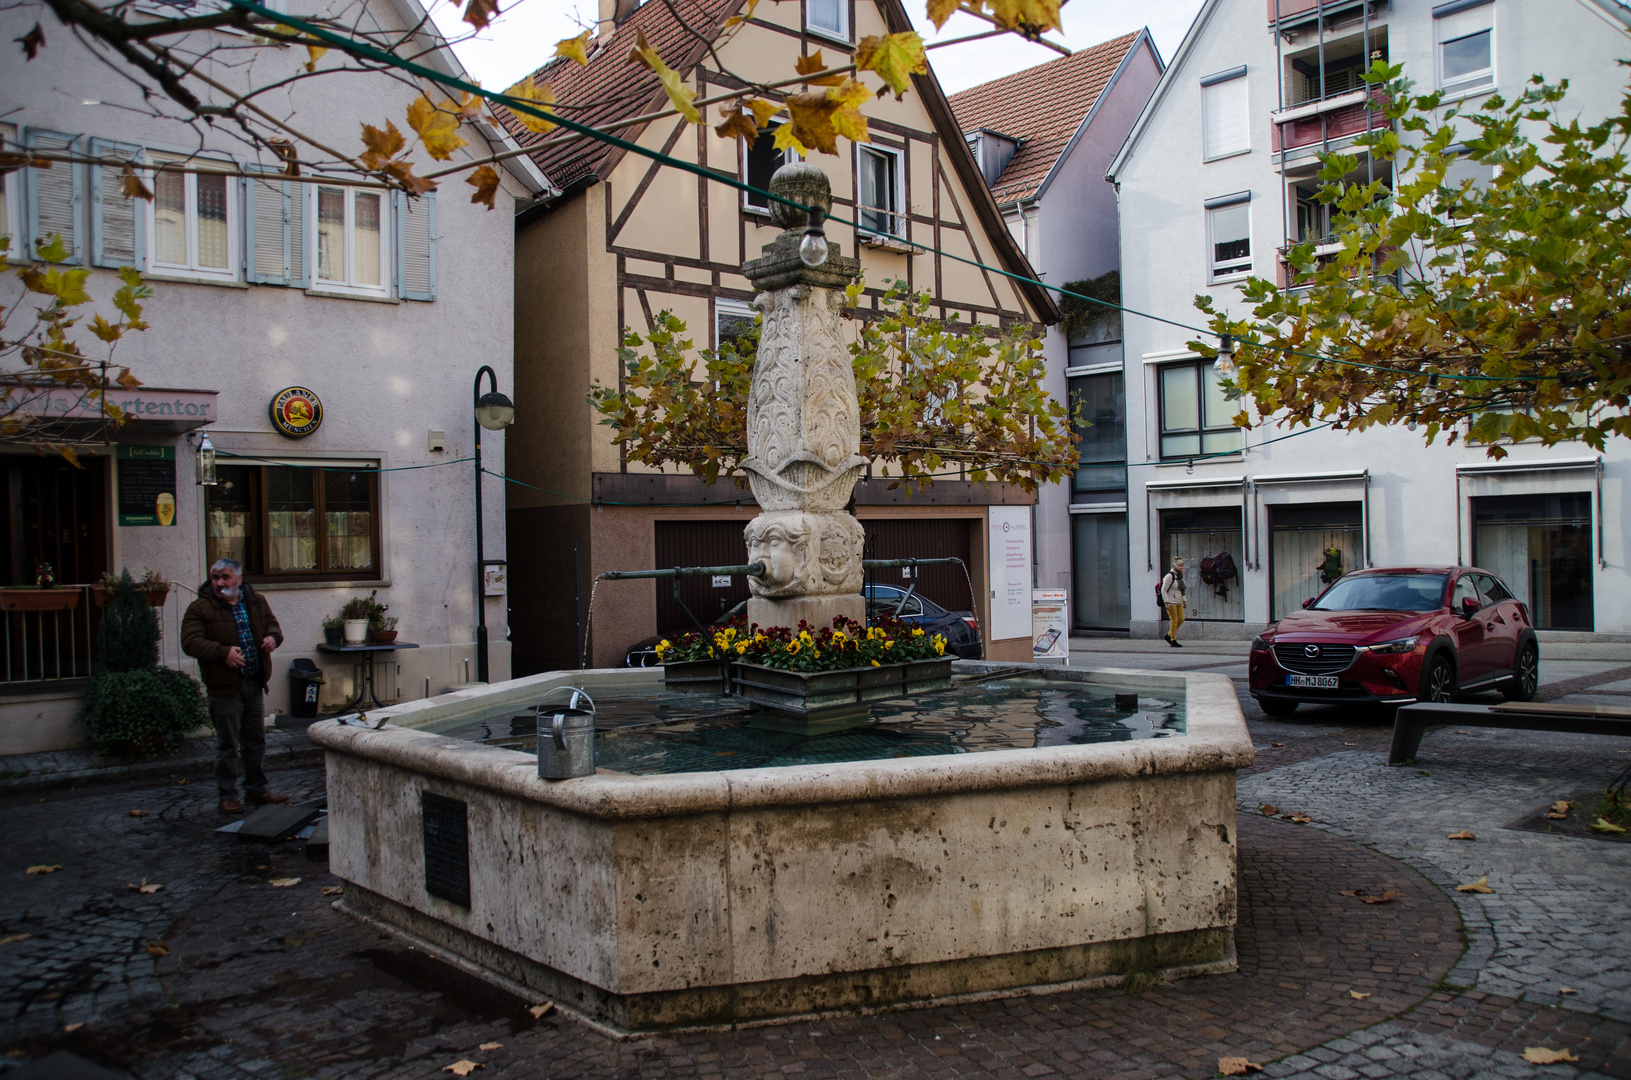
[117,445,177,527]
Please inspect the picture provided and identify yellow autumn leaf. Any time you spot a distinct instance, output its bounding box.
[504,77,557,134]
[925,0,961,29]
[1591,817,1627,834]
[466,165,500,209]
[406,96,467,161]
[795,50,844,87]
[1522,1047,1579,1064]
[88,315,121,343]
[269,877,301,888]
[304,42,327,72]
[747,98,781,128]
[119,162,153,201]
[442,1063,483,1077]
[984,0,1062,32]
[723,0,759,26]
[628,31,699,124]
[527,1001,554,1018]
[1217,1058,1263,1076]
[25,865,61,875]
[783,80,871,156]
[1456,876,1494,893]
[359,120,406,170]
[556,30,591,65]
[855,32,926,99]
[714,108,761,143]
[829,78,871,144]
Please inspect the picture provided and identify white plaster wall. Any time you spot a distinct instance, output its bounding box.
[1112,0,1631,637]
[0,0,524,728]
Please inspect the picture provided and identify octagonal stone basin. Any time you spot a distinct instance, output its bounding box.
[307,663,1253,1035]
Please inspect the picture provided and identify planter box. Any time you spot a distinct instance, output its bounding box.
[731,657,953,720]
[0,588,82,613]
[91,585,170,608]
[662,658,728,695]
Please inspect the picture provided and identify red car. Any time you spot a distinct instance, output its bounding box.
[1248,566,1539,716]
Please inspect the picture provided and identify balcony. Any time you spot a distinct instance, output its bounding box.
[1274,87,1390,152]
[1268,0,1386,30]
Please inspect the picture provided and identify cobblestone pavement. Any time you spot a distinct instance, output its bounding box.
[1,684,1628,1079]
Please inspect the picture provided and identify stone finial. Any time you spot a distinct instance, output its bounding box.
[769,161,832,230]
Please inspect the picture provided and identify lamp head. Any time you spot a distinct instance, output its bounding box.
[475,390,516,431]
[196,431,218,486]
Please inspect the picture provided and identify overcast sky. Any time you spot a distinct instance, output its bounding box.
[426,0,1204,99]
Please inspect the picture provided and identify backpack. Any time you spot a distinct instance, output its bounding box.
[1319,547,1345,584]
[1156,576,1167,616]
[1212,551,1237,581]
[1199,556,1219,586]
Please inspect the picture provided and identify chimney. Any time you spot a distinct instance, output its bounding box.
[598,0,641,35]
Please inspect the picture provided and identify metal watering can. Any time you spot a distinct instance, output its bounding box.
[536,686,596,779]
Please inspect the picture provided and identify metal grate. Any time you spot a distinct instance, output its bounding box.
[421,791,470,908]
[1274,642,1356,676]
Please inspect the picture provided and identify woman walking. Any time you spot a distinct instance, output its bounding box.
[1161,557,1187,647]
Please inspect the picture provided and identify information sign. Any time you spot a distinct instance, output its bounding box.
[117,445,176,526]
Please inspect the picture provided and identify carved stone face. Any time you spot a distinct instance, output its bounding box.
[745,513,811,598]
[818,516,864,593]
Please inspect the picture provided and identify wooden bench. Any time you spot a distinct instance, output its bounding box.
[1389,701,1631,765]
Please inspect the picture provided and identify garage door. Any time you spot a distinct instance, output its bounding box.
[654,520,751,634]
[862,518,975,614]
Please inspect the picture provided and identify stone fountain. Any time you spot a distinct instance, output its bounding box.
[739,163,868,633]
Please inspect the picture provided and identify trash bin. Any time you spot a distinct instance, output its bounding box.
[287,658,325,719]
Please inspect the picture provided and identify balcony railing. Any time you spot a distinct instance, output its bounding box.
[0,582,189,689]
[1275,87,1390,152]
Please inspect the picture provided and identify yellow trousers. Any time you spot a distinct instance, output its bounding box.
[1166,603,1186,640]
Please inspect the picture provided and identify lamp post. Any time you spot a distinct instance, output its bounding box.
[472,366,515,683]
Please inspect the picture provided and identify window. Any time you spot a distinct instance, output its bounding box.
[1069,372,1126,495]
[1071,513,1130,630]
[857,145,902,237]
[1206,195,1251,279]
[805,0,848,42]
[0,124,15,248]
[715,298,757,351]
[1268,502,1363,618]
[1472,493,1592,630]
[148,154,237,279]
[1201,68,1249,160]
[1435,0,1493,93]
[312,184,388,294]
[1159,507,1244,621]
[1158,360,1243,460]
[743,124,792,213]
[206,463,381,581]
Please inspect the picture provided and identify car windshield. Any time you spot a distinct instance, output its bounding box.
[1313,573,1447,612]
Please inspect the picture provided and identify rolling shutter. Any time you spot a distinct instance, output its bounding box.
[1435,0,1493,43]
[1201,74,1250,160]
[89,138,145,268]
[23,128,82,263]
[396,190,435,301]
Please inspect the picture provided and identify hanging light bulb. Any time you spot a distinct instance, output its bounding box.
[1213,333,1237,379]
[196,431,217,486]
[799,206,829,268]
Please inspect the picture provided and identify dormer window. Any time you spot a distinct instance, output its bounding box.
[965,129,1019,189]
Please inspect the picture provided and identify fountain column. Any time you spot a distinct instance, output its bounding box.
[740,163,868,632]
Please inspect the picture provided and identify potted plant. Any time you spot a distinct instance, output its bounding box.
[340,591,383,645]
[321,615,345,647]
[372,615,399,644]
[726,615,953,721]
[79,570,207,757]
[0,562,82,612]
[655,625,733,695]
[92,568,171,608]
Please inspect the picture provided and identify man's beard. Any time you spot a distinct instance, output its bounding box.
[215,583,240,601]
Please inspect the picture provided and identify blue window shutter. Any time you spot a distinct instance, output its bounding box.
[244,166,293,285]
[89,138,145,269]
[23,129,82,264]
[397,190,435,301]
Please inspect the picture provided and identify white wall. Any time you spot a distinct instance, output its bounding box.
[1112,0,1631,637]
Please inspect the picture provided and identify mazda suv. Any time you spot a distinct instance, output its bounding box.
[1248,566,1539,716]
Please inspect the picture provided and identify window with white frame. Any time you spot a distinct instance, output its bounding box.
[1201,67,1249,160]
[1442,148,1493,219]
[312,183,389,294]
[743,122,791,213]
[1206,193,1251,279]
[805,0,848,42]
[147,153,237,280]
[1435,0,1493,93]
[0,124,16,249]
[857,145,903,237]
[715,298,757,351]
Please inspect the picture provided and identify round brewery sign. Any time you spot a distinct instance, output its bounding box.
[269,386,323,438]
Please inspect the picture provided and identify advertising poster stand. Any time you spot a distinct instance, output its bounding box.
[1031,589,1069,664]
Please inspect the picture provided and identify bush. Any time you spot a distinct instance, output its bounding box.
[80,666,208,757]
[98,569,159,672]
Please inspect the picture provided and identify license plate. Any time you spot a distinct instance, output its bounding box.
[1287,674,1339,689]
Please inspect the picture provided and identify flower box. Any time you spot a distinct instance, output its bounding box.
[0,587,82,613]
[730,657,953,721]
[91,584,170,608]
[663,658,729,695]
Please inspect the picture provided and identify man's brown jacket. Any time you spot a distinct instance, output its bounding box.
[181,582,283,695]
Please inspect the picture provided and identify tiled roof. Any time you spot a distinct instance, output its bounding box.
[947,31,1142,205]
[494,0,740,187]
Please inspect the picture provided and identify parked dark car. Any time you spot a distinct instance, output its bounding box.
[623,586,984,666]
[1248,566,1539,716]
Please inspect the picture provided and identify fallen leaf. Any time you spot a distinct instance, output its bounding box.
[1339,889,1366,897]
[1457,876,1495,894]
[1344,742,1358,745]
[1546,813,1568,820]
[1522,1047,1579,1064]
[1349,990,1370,999]
[125,879,163,894]
[1446,830,1476,840]
[127,809,148,818]
[175,778,188,785]
[1258,805,1279,815]
[1360,890,1398,905]
[1288,816,1312,824]
[0,934,31,945]
[25,865,60,875]
[269,878,301,888]
[1452,730,1471,734]
[528,1001,554,1018]
[478,1042,502,1050]
[146,940,169,956]
[1217,1058,1263,1076]
[1560,987,1577,994]
[1551,801,1573,815]
[1270,741,1285,747]
[64,1022,83,1032]
[16,21,44,60]
[443,1061,483,1076]
[321,886,344,896]
[1591,817,1627,834]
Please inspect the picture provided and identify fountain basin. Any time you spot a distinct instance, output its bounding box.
[308,664,1252,1034]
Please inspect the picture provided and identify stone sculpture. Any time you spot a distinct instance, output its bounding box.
[740,164,867,631]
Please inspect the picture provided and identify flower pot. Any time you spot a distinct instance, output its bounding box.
[323,626,344,647]
[371,629,398,643]
[93,585,169,608]
[663,658,728,695]
[0,587,82,613]
[342,619,370,645]
[730,657,954,720]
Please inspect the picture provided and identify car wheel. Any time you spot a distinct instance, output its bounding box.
[1419,654,1456,704]
[1258,698,1298,717]
[1503,642,1539,702]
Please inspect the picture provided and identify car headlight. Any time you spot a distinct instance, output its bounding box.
[1250,636,1271,651]
[1360,636,1421,655]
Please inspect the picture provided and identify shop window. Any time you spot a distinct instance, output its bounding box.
[1268,502,1363,619]
[312,184,388,294]
[1435,0,1493,93]
[1160,507,1244,622]
[1069,372,1125,495]
[1472,493,1592,630]
[1159,360,1243,460]
[1071,512,1129,630]
[207,463,381,582]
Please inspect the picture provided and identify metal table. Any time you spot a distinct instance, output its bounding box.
[317,641,419,713]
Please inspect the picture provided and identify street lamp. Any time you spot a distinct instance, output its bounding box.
[195,431,218,486]
[472,365,514,683]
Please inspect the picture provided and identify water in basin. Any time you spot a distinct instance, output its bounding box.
[426,678,1184,775]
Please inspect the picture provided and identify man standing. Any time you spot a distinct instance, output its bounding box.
[182,558,290,814]
[1161,557,1187,648]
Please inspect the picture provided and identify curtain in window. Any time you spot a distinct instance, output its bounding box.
[196,172,229,269]
[355,191,382,286]
[154,171,187,265]
[206,466,253,568]
[317,186,344,282]
[267,468,317,571]
[323,471,374,571]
